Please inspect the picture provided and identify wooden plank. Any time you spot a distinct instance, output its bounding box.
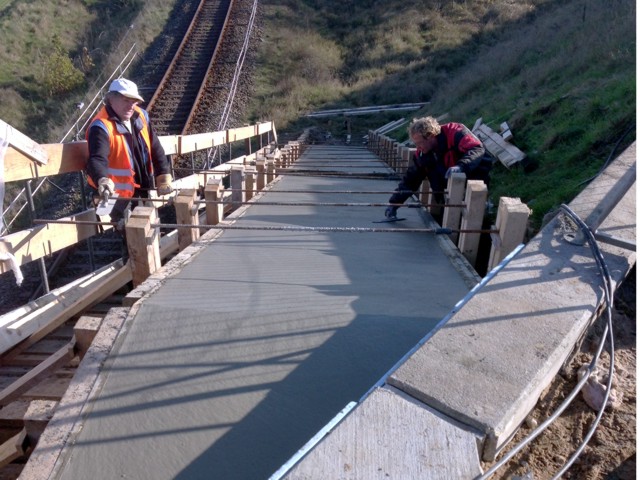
[442,172,466,244]
[0,119,48,166]
[73,315,103,359]
[4,121,271,183]
[0,400,30,428]
[0,260,130,357]
[2,354,50,368]
[488,197,530,269]
[22,340,69,355]
[0,209,100,272]
[4,141,87,183]
[159,135,180,156]
[0,341,75,407]
[0,428,26,468]
[174,190,199,252]
[179,131,226,154]
[24,376,71,400]
[24,400,57,444]
[458,180,488,266]
[227,125,256,142]
[126,207,160,287]
[477,124,525,163]
[256,121,273,135]
[172,173,211,191]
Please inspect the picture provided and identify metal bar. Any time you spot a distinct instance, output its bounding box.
[78,172,95,272]
[33,219,498,234]
[277,165,407,169]
[568,164,636,246]
[172,166,400,180]
[26,181,50,294]
[593,231,636,251]
[118,197,466,209]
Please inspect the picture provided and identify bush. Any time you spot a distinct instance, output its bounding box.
[41,36,85,97]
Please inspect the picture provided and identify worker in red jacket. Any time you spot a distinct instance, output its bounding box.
[86,78,173,226]
[385,116,493,219]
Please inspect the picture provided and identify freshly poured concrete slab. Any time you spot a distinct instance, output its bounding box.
[50,146,473,480]
[388,143,636,460]
[284,386,483,479]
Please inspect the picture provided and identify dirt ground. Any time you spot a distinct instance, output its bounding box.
[487,268,636,479]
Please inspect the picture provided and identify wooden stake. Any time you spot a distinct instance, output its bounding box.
[458,180,488,267]
[443,172,466,244]
[488,197,530,269]
[175,190,199,251]
[126,206,161,286]
[204,178,224,226]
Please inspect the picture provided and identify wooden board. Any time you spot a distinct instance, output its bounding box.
[0,342,75,407]
[3,142,88,183]
[0,260,130,356]
[474,123,526,168]
[0,428,26,468]
[227,125,256,142]
[179,131,227,154]
[0,120,48,166]
[0,209,100,272]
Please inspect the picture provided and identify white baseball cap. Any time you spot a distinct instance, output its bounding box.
[108,78,144,102]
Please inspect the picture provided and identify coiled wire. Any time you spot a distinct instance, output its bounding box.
[478,204,616,479]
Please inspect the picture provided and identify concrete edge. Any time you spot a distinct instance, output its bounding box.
[18,307,130,480]
[417,208,483,289]
[278,385,485,479]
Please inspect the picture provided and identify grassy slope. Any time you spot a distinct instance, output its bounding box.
[246,0,636,230]
[0,0,178,142]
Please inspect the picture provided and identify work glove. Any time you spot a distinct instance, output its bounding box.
[156,174,173,195]
[445,166,462,179]
[385,205,399,219]
[97,177,115,199]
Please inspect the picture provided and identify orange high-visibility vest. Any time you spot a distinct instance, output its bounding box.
[86,106,153,198]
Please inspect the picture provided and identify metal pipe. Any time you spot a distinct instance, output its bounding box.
[567,163,635,246]
[26,181,50,294]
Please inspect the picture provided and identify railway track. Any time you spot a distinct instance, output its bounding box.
[148,0,234,135]
[0,0,256,475]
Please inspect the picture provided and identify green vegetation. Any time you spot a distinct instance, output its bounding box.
[42,36,87,96]
[0,0,177,141]
[246,0,636,230]
[0,0,635,232]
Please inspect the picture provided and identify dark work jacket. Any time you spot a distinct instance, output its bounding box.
[389,122,492,205]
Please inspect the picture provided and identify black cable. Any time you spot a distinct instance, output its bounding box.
[479,205,615,479]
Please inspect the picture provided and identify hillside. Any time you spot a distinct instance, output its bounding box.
[246,0,635,230]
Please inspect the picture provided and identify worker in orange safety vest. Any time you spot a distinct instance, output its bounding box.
[86,78,173,226]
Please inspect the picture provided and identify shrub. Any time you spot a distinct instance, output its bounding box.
[41,36,85,97]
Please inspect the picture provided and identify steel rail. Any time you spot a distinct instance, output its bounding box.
[147,0,234,135]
